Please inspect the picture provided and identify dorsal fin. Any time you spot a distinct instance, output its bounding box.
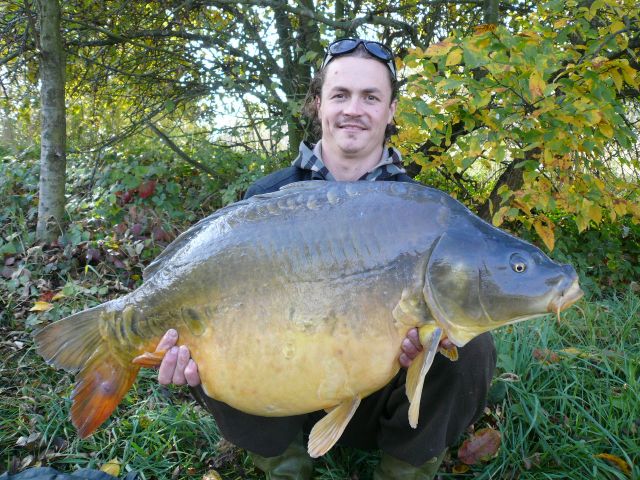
[276,180,327,192]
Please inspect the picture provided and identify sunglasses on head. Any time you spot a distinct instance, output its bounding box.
[321,38,397,79]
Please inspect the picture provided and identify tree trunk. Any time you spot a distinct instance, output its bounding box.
[1,106,15,147]
[476,148,539,222]
[483,0,499,25]
[36,0,66,242]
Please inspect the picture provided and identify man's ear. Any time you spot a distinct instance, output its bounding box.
[388,99,398,124]
[315,96,321,119]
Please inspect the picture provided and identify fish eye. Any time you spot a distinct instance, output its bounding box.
[510,254,528,273]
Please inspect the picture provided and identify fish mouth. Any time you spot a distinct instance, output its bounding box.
[547,279,584,314]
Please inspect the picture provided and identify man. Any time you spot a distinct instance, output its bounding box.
[155,39,496,479]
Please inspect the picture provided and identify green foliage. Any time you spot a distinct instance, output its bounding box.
[0,137,285,329]
[397,0,640,250]
[469,294,639,479]
[521,216,640,297]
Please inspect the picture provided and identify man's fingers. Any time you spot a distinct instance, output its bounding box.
[440,338,455,349]
[171,345,190,385]
[156,329,178,352]
[184,359,201,387]
[401,337,421,359]
[406,328,422,350]
[158,346,179,385]
[399,353,412,369]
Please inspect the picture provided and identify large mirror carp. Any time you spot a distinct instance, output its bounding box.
[35,181,583,457]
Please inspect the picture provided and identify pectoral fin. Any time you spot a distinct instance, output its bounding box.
[438,343,459,361]
[132,350,167,367]
[307,396,361,458]
[406,325,442,428]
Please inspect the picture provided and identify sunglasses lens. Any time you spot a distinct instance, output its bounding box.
[328,38,360,55]
[364,42,392,61]
[323,38,396,77]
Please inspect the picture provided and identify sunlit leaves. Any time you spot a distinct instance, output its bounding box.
[396,0,640,250]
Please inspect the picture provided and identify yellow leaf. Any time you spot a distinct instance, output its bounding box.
[609,20,626,35]
[425,39,454,57]
[453,463,471,473]
[575,214,589,233]
[30,301,53,312]
[492,206,509,227]
[620,63,638,88]
[473,23,497,35]
[589,0,604,17]
[610,69,623,92]
[51,291,66,301]
[445,48,463,66]
[599,123,614,138]
[613,200,628,217]
[533,216,555,251]
[587,204,603,224]
[584,109,602,126]
[529,71,545,99]
[595,453,631,475]
[202,470,224,480]
[101,459,121,477]
[553,18,569,28]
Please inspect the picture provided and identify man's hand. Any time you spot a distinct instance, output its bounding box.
[399,328,455,368]
[156,329,201,387]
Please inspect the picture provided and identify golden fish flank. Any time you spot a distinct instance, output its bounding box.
[34,181,583,458]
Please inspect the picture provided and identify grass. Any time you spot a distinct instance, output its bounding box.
[1,293,638,479]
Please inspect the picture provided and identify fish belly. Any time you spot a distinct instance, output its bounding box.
[188,315,407,416]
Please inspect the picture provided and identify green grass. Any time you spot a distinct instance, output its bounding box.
[1,293,638,479]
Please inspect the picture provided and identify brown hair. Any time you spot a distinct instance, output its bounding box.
[301,45,399,143]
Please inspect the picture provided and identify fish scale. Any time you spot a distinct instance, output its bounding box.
[34,181,583,457]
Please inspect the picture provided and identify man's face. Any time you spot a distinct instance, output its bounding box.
[317,56,397,159]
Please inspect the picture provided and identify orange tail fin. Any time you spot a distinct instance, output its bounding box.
[34,305,141,437]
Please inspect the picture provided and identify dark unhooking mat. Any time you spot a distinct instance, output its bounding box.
[0,468,138,480]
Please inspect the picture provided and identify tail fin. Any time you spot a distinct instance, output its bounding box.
[34,305,141,437]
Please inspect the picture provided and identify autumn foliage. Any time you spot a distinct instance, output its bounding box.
[396,0,639,252]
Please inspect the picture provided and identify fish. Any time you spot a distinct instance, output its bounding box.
[34,181,583,457]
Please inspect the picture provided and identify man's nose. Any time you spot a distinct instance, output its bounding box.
[343,97,363,115]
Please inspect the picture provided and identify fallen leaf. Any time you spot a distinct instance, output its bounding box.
[86,248,102,263]
[533,348,561,364]
[595,453,631,476]
[101,459,121,477]
[52,291,66,301]
[458,427,501,465]
[38,291,55,302]
[452,463,470,473]
[29,301,53,312]
[1,266,14,279]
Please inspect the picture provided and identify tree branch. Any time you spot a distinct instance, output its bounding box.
[146,121,218,178]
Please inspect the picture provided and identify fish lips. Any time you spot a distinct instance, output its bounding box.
[547,278,583,313]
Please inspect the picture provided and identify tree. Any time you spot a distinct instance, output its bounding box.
[396,0,640,249]
[35,0,66,241]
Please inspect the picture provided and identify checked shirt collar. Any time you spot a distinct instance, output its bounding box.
[291,141,406,181]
